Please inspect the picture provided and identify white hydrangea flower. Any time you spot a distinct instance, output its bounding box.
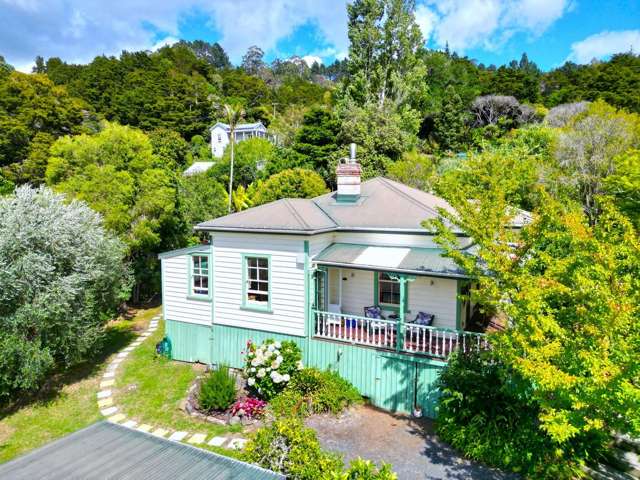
[271,371,283,383]
[273,349,280,356]
[257,368,266,378]
[250,367,256,372]
[274,341,281,348]
[271,360,280,370]
[276,355,283,363]
[296,360,304,370]
[267,344,275,352]
[247,377,255,386]
[282,374,290,382]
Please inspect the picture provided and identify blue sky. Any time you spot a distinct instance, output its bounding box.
[1,0,639,72]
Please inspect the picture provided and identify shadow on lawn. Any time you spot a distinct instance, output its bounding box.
[0,321,140,419]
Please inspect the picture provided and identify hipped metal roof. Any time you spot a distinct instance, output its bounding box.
[196,177,532,235]
[0,421,283,480]
[313,243,470,278]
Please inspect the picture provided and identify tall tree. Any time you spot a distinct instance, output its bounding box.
[221,103,246,213]
[241,46,266,76]
[433,85,468,151]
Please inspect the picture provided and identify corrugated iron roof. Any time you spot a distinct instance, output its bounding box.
[0,422,283,480]
[183,162,215,176]
[313,243,470,278]
[195,177,531,235]
[211,122,266,132]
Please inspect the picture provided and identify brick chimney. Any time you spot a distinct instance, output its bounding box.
[336,143,361,203]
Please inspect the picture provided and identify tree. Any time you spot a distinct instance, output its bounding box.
[433,85,468,151]
[386,151,436,191]
[545,101,590,128]
[0,72,89,181]
[555,100,640,224]
[178,40,231,69]
[148,128,189,170]
[251,168,329,206]
[0,186,131,400]
[45,122,184,300]
[603,149,640,228]
[179,173,227,230]
[429,186,640,476]
[470,95,536,129]
[214,137,275,187]
[343,0,426,110]
[221,103,246,213]
[242,46,266,76]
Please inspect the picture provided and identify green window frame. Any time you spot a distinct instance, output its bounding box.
[187,253,212,301]
[241,253,272,313]
[374,271,409,313]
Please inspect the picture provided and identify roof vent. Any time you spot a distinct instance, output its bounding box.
[336,143,361,203]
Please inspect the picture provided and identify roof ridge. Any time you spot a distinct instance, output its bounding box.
[377,177,442,218]
[311,197,341,228]
[282,199,311,230]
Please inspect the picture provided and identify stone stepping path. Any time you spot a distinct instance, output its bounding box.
[96,314,248,451]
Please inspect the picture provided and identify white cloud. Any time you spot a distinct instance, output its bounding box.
[419,0,571,52]
[0,0,348,67]
[415,4,438,42]
[567,30,640,64]
[302,55,322,67]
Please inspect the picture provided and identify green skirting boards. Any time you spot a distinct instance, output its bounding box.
[165,319,445,417]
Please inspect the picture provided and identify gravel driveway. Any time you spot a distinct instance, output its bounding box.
[306,405,515,480]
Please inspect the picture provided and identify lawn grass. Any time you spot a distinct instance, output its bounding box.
[114,319,241,445]
[0,306,160,463]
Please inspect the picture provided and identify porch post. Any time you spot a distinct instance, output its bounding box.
[397,276,407,352]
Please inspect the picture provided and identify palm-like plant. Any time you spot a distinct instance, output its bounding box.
[222,103,246,213]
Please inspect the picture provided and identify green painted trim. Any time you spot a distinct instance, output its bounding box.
[161,261,166,321]
[187,253,212,301]
[455,280,462,330]
[210,236,215,324]
[336,193,360,203]
[240,253,272,313]
[374,271,409,313]
[304,240,311,339]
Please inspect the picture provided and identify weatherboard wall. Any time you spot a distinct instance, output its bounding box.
[212,232,306,337]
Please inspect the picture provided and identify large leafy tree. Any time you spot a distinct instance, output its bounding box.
[179,173,228,232]
[555,100,640,224]
[251,168,329,206]
[0,72,90,182]
[430,172,640,476]
[0,186,131,400]
[45,122,184,300]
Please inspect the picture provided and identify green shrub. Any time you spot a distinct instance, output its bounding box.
[243,339,303,400]
[332,458,397,480]
[271,368,362,418]
[243,417,343,479]
[199,365,236,412]
[437,351,605,479]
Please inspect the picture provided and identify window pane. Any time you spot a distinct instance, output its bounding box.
[258,258,268,268]
[253,293,268,303]
[258,269,268,281]
[246,256,269,305]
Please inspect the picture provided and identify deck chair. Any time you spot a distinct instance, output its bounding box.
[327,303,343,327]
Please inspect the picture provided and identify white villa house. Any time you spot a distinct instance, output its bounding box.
[159,147,529,416]
[210,121,268,158]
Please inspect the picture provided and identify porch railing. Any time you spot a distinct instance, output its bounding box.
[313,309,488,359]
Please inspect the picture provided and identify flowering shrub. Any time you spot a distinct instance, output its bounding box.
[230,397,267,419]
[243,339,303,400]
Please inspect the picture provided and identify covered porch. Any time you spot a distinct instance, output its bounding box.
[310,243,488,360]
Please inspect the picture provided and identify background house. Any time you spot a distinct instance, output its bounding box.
[210,122,267,158]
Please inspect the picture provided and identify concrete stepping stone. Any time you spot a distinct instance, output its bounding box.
[152,428,168,438]
[207,436,228,447]
[97,390,111,399]
[140,332,151,338]
[168,431,189,442]
[116,352,129,358]
[100,380,115,388]
[103,371,115,379]
[228,439,248,450]
[101,406,118,416]
[148,328,157,332]
[131,341,142,347]
[150,321,159,326]
[137,424,152,433]
[123,346,135,352]
[107,413,126,423]
[188,433,207,445]
[97,398,113,408]
[122,420,138,429]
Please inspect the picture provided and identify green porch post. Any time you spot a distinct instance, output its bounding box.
[397,276,408,352]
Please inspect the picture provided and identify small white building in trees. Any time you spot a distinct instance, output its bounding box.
[210,121,268,158]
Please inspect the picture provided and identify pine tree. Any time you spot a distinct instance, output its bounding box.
[433,85,467,151]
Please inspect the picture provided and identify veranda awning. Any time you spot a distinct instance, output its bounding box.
[312,243,470,279]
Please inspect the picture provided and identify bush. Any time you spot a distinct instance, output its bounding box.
[437,351,603,479]
[272,368,361,417]
[243,417,343,479]
[243,339,303,400]
[250,168,329,206]
[230,397,267,419]
[0,186,131,401]
[337,458,397,480]
[199,365,237,412]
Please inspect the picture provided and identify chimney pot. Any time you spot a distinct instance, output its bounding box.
[336,144,361,203]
